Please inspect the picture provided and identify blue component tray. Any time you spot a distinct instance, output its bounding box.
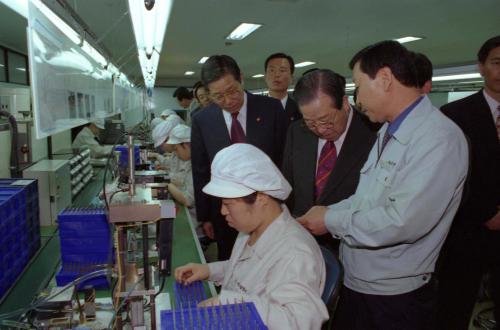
[160,302,268,330]
[55,262,110,290]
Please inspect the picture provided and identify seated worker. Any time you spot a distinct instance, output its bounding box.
[150,115,184,169]
[72,119,113,158]
[160,109,178,120]
[175,143,328,330]
[165,124,194,208]
[150,117,164,130]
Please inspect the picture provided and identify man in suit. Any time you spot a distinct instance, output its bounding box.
[191,55,287,260]
[437,35,500,330]
[264,53,302,126]
[298,41,468,330]
[282,69,377,251]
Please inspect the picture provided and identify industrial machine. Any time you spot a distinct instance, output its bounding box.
[23,159,71,226]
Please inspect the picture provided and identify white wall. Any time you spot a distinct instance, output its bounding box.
[151,87,182,117]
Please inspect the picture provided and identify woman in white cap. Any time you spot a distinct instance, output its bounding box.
[150,115,184,170]
[175,143,328,330]
[72,119,113,158]
[165,124,194,209]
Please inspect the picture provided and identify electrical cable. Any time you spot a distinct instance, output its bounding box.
[0,110,21,177]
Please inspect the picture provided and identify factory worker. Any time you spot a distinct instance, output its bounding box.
[150,115,184,169]
[175,143,328,330]
[72,119,113,158]
[150,117,164,130]
[160,109,178,120]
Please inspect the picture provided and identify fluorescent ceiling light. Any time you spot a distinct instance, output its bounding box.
[31,0,80,44]
[198,56,209,64]
[0,64,4,67]
[226,23,262,40]
[252,74,264,78]
[16,67,26,71]
[184,71,195,76]
[393,36,422,44]
[346,83,355,88]
[128,0,173,56]
[457,80,484,84]
[432,73,481,81]
[295,61,315,68]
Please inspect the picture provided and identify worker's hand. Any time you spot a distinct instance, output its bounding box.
[174,263,210,285]
[203,222,215,239]
[297,206,329,235]
[485,210,500,231]
[198,296,220,307]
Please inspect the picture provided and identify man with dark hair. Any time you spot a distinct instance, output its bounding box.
[191,81,210,118]
[412,52,433,94]
[298,40,469,329]
[437,35,500,330]
[282,69,377,252]
[173,86,198,124]
[264,53,302,125]
[192,54,287,260]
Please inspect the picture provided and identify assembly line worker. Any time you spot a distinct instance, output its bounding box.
[72,119,113,158]
[165,124,194,209]
[150,114,183,170]
[298,40,469,330]
[175,143,328,330]
[160,108,178,120]
[150,117,164,130]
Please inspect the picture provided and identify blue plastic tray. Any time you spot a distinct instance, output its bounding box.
[160,302,268,330]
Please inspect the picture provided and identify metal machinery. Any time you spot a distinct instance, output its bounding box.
[107,135,175,329]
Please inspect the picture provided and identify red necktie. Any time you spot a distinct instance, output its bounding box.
[315,141,337,199]
[231,112,246,143]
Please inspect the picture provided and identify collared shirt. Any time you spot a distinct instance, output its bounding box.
[208,206,328,330]
[316,106,354,172]
[324,96,469,295]
[483,89,500,123]
[222,92,248,135]
[280,94,288,109]
[387,96,424,136]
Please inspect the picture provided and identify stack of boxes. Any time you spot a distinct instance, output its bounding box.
[56,207,112,289]
[0,179,40,300]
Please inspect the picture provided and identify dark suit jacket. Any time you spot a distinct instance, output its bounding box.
[284,96,302,127]
[191,92,287,254]
[441,90,500,229]
[282,110,378,217]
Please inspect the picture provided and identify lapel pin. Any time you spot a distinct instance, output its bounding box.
[256,117,261,122]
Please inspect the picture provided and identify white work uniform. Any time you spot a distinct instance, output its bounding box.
[208,206,328,330]
[72,126,113,158]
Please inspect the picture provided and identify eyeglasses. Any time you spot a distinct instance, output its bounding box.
[209,85,242,103]
[303,110,339,129]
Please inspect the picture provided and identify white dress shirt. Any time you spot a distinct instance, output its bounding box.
[222,92,248,135]
[208,206,328,330]
[280,94,288,109]
[324,96,469,295]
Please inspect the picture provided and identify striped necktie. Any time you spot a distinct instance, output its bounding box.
[315,141,337,200]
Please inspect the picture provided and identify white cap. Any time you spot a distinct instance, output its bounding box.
[167,124,191,145]
[152,115,183,147]
[92,118,105,129]
[161,109,177,117]
[203,143,292,200]
[151,117,164,129]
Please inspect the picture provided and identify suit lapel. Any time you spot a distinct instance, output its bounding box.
[245,92,262,145]
[210,105,232,151]
[299,125,319,203]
